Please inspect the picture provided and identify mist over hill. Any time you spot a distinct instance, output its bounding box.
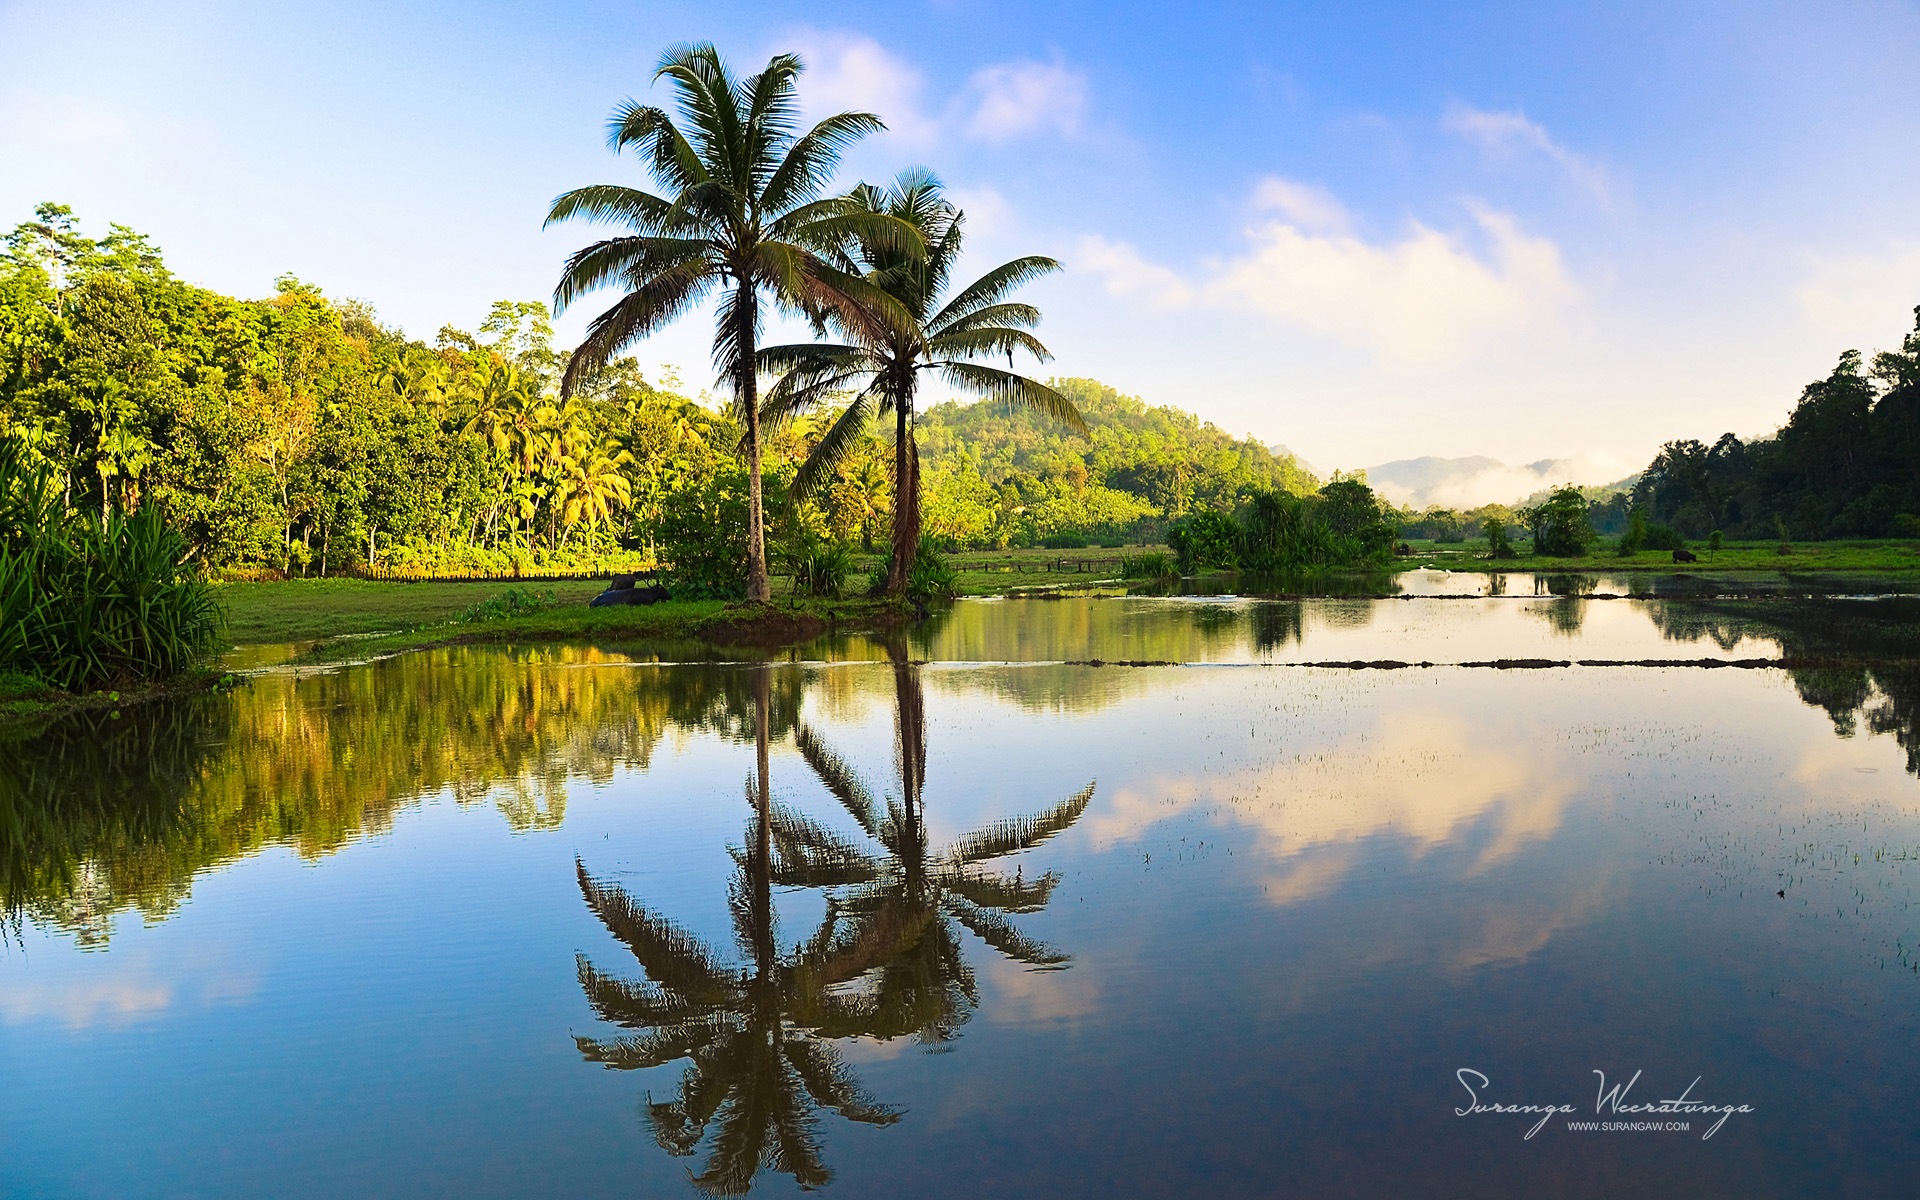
[1361,455,1633,509]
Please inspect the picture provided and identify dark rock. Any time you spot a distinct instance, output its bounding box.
[1672,548,1698,563]
[590,584,669,607]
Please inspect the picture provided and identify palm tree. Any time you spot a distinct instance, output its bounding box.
[762,170,1083,595]
[547,43,915,603]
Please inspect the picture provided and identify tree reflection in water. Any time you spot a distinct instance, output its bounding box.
[573,654,1093,1192]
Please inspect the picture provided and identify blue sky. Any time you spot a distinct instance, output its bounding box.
[5,0,1920,489]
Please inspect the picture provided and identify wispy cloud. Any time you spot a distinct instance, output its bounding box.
[1797,241,1920,340]
[787,32,1090,148]
[1443,104,1617,208]
[1078,177,1576,369]
[963,58,1087,142]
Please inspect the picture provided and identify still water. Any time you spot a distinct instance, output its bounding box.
[5,586,1920,1197]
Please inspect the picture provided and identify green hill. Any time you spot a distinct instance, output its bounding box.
[914,377,1317,548]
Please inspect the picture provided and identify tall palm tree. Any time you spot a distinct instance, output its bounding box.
[547,43,915,603]
[762,170,1083,595]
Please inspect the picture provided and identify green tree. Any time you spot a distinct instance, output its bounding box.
[761,170,1083,594]
[546,43,911,602]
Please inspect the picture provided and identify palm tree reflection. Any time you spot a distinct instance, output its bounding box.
[781,646,1094,1046]
[573,657,1093,1192]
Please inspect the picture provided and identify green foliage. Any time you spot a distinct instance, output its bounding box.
[867,546,958,604]
[1634,308,1920,540]
[785,539,857,599]
[457,587,557,623]
[1617,508,1649,555]
[1483,516,1519,559]
[1119,551,1178,581]
[655,465,750,599]
[1237,481,1398,573]
[916,377,1317,549]
[1167,509,1240,573]
[1523,486,1597,556]
[1643,522,1686,551]
[0,436,223,690]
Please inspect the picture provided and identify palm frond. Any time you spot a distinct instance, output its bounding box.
[942,895,1070,968]
[762,113,887,215]
[577,859,735,999]
[944,781,1095,865]
[790,388,881,499]
[938,867,1061,914]
[793,723,881,834]
[936,362,1087,434]
[784,1038,902,1126]
[930,256,1061,328]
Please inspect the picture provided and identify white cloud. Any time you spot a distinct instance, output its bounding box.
[1444,104,1616,207]
[1250,177,1351,233]
[1074,234,1195,308]
[1079,179,1576,369]
[963,58,1087,142]
[788,31,939,145]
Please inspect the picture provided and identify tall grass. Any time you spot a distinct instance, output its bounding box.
[0,438,225,691]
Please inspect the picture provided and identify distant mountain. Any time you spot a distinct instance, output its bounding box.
[1361,455,1631,510]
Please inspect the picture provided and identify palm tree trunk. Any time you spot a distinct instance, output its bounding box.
[737,285,771,603]
[886,399,921,595]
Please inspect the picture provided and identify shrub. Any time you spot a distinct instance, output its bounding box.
[867,546,958,604]
[1167,510,1239,573]
[458,587,557,623]
[1617,508,1648,555]
[1483,517,1519,559]
[1643,523,1686,551]
[654,467,749,599]
[787,541,856,599]
[0,438,225,691]
[1119,551,1179,581]
[1039,531,1089,550]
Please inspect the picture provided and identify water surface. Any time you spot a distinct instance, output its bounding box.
[5,593,1919,1197]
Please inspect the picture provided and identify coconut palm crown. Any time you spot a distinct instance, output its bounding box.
[546,43,917,602]
[760,169,1084,594]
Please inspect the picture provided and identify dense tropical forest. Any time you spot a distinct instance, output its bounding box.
[1632,325,1920,541]
[0,203,1319,580]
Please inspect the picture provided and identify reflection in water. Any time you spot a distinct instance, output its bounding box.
[6,593,1919,952]
[574,673,896,1197]
[1650,597,1920,773]
[573,656,1093,1193]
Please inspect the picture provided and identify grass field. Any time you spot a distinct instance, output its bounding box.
[216,578,610,643]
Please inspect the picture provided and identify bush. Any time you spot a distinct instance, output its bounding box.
[1643,523,1686,551]
[787,541,856,599]
[867,546,958,604]
[654,467,749,599]
[1523,486,1596,556]
[1167,510,1239,573]
[1483,517,1519,559]
[1119,551,1179,581]
[0,438,225,691]
[1039,531,1089,550]
[457,587,557,623]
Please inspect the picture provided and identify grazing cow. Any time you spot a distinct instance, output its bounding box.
[591,583,669,607]
[1672,548,1698,563]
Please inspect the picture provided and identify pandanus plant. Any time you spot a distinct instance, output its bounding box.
[547,44,919,602]
[760,170,1084,595]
